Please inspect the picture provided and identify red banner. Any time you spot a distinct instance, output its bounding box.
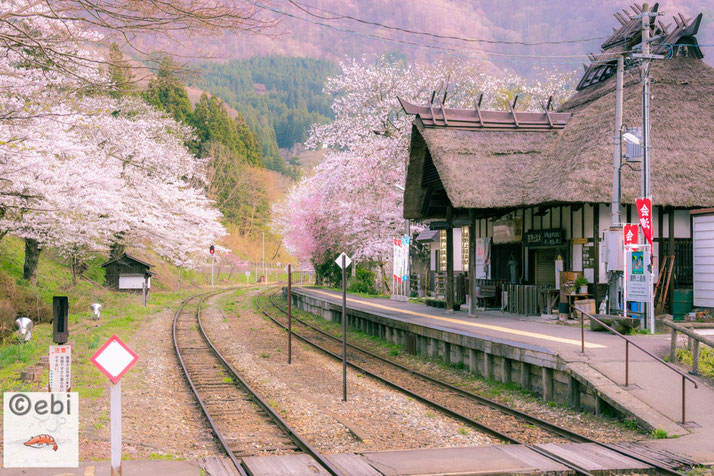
[624,224,638,246]
[635,197,653,249]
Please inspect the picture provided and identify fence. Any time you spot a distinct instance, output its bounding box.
[664,320,714,376]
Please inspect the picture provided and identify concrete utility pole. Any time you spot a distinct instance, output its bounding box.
[640,3,656,333]
[609,54,625,314]
[262,231,266,286]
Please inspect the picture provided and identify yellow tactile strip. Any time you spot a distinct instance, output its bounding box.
[306,289,606,350]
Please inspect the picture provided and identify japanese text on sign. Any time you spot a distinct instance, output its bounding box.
[49,345,71,392]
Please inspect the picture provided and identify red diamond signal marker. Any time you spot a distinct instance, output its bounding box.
[90,334,139,384]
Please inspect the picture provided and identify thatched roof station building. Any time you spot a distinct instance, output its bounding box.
[401,6,710,316]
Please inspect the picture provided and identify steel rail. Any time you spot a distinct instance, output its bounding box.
[174,288,344,476]
[255,290,596,476]
[265,289,684,476]
[172,291,247,475]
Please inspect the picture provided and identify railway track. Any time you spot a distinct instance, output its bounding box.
[172,289,343,476]
[256,288,689,476]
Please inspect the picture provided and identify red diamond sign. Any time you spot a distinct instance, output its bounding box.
[90,335,139,384]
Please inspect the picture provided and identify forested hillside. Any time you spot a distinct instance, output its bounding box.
[190,56,338,168]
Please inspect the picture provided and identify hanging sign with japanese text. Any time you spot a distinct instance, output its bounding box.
[635,198,654,250]
[49,345,71,392]
[624,224,639,246]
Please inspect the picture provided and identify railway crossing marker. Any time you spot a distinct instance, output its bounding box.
[335,253,351,401]
[90,335,139,476]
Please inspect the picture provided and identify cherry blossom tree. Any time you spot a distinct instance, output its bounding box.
[0,9,226,282]
[273,56,574,283]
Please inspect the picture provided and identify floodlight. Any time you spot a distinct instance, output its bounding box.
[15,317,33,343]
[90,303,102,320]
[622,132,641,146]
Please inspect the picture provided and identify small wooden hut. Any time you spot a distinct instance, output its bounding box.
[102,253,154,292]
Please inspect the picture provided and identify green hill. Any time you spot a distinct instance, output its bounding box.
[190,56,338,169]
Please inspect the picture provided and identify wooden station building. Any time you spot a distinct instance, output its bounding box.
[402,7,713,316]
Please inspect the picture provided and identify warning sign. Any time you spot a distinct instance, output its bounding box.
[49,345,71,392]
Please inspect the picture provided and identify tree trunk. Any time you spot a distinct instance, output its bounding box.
[109,240,125,259]
[70,255,77,285]
[23,238,41,284]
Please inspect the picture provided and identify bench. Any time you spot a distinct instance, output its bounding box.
[475,284,497,307]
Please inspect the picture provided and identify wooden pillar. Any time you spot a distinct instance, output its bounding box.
[446,207,455,314]
[469,211,478,317]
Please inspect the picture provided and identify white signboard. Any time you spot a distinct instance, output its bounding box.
[475,238,492,279]
[49,345,71,392]
[626,247,651,303]
[3,392,79,467]
[335,252,352,269]
[118,275,149,290]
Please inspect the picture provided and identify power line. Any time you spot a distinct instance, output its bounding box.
[245,0,624,65]
[287,0,609,47]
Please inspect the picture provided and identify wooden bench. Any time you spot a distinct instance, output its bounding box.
[475,284,497,307]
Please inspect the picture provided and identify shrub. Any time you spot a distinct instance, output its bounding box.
[348,266,377,295]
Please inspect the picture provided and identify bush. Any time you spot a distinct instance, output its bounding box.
[348,266,377,295]
[0,274,52,338]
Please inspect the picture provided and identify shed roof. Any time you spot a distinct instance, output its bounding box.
[403,57,714,220]
[101,253,154,269]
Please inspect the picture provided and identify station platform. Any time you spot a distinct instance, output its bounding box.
[291,286,714,466]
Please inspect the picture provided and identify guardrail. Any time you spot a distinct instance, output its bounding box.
[664,319,714,376]
[574,307,698,424]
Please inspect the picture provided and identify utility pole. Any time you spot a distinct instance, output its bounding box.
[640,3,657,333]
[609,54,625,314]
[262,231,266,286]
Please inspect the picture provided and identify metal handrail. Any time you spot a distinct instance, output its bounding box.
[574,306,698,424]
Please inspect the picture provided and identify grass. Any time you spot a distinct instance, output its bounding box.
[267,292,648,437]
[676,346,714,380]
[651,428,669,439]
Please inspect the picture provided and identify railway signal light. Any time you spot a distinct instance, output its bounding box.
[209,245,215,255]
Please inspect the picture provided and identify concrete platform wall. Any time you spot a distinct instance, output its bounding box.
[290,291,617,418]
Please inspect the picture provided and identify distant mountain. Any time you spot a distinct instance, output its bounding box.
[144,1,714,76]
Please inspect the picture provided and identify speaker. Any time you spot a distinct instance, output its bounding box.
[53,296,69,344]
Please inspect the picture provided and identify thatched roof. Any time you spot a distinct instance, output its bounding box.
[404,57,714,220]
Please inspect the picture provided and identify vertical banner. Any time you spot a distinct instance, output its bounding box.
[624,224,639,246]
[392,236,410,284]
[393,237,402,283]
[635,197,654,250]
[402,234,410,282]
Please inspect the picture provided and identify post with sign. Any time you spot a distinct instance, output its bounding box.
[636,198,655,332]
[209,245,215,288]
[245,270,251,284]
[335,252,351,401]
[90,335,139,476]
[287,264,292,364]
